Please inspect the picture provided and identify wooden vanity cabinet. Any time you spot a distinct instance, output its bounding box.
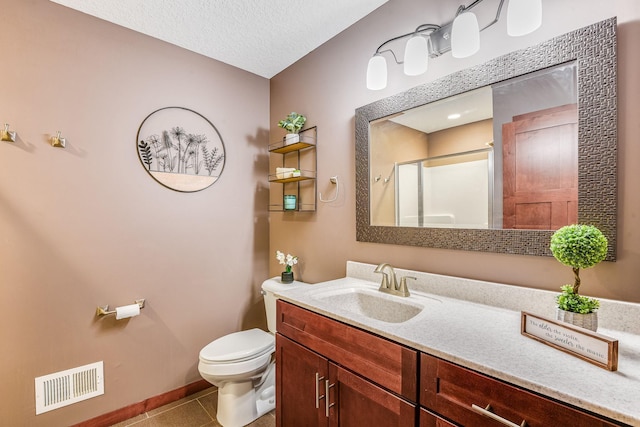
[276,300,417,427]
[420,353,624,427]
[276,300,627,427]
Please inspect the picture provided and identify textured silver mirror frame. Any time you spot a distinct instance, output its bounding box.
[355,18,617,260]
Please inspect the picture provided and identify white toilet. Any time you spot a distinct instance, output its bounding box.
[198,278,307,427]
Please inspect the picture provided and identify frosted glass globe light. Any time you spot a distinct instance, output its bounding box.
[507,0,542,36]
[366,55,388,90]
[451,12,480,58]
[403,35,429,76]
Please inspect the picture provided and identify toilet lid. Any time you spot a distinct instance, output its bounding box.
[200,328,274,363]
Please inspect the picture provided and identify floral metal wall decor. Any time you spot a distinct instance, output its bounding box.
[137,107,226,192]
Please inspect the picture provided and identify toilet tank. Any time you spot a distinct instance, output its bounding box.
[261,278,306,333]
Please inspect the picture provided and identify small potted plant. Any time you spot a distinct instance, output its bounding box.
[277,112,306,145]
[550,224,608,331]
[276,250,298,283]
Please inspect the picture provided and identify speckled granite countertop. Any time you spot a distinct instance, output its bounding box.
[275,262,640,426]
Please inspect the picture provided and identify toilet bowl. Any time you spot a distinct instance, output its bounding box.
[198,278,307,427]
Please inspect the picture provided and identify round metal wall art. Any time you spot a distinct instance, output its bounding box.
[136,107,226,192]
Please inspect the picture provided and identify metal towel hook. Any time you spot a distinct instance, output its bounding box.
[319,176,339,203]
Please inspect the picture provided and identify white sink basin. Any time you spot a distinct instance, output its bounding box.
[310,286,427,323]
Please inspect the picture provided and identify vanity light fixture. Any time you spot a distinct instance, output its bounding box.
[451,10,480,58]
[366,55,388,91]
[366,0,543,90]
[403,34,430,76]
[507,0,542,36]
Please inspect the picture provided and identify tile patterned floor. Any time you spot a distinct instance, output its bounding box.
[110,387,275,427]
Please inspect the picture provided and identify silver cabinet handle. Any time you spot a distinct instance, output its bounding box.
[325,380,335,417]
[315,373,325,409]
[471,404,527,427]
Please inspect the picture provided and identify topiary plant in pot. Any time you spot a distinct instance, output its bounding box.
[277,112,306,144]
[550,224,608,331]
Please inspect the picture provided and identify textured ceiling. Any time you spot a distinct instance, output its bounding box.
[49,0,388,78]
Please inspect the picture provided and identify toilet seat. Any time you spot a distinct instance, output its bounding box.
[198,329,275,378]
[199,328,274,363]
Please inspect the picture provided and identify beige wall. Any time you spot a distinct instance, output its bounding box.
[0,0,270,425]
[428,119,493,157]
[270,0,640,303]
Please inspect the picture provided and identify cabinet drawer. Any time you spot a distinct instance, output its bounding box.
[277,300,418,401]
[420,353,623,427]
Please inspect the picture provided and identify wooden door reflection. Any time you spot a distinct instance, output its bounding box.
[502,104,578,230]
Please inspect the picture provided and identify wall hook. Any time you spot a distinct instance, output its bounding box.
[51,131,66,148]
[1,123,16,142]
[383,167,395,184]
[319,176,339,203]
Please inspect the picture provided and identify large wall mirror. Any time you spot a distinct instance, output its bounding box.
[355,18,617,259]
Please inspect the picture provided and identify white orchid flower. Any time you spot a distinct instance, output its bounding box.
[276,250,298,269]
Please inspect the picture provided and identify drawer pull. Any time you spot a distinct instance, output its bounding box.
[315,373,325,408]
[325,380,335,417]
[471,404,527,427]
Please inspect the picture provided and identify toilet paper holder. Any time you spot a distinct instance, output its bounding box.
[96,299,145,317]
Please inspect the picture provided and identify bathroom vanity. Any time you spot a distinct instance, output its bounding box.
[277,300,417,426]
[274,262,640,426]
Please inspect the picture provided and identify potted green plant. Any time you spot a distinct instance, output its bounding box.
[277,112,306,144]
[550,224,608,331]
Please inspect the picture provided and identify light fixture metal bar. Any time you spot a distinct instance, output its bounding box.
[372,0,506,60]
[373,24,440,65]
[476,0,505,32]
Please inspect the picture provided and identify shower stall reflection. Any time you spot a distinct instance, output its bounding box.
[396,148,493,228]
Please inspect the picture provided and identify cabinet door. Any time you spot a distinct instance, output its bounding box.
[276,334,328,427]
[329,363,416,427]
[420,408,457,427]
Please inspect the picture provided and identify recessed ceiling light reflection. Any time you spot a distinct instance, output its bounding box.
[447,113,461,120]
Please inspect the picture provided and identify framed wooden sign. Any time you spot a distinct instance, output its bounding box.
[521,312,618,371]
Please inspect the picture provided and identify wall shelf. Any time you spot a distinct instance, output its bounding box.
[268,137,315,154]
[268,126,317,212]
[268,169,316,183]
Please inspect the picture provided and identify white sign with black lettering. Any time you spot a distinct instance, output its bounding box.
[521,312,618,371]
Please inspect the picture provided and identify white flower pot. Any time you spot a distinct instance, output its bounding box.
[284,133,299,145]
[556,308,598,332]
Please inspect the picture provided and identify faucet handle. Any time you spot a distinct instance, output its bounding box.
[398,276,416,297]
[375,270,390,290]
